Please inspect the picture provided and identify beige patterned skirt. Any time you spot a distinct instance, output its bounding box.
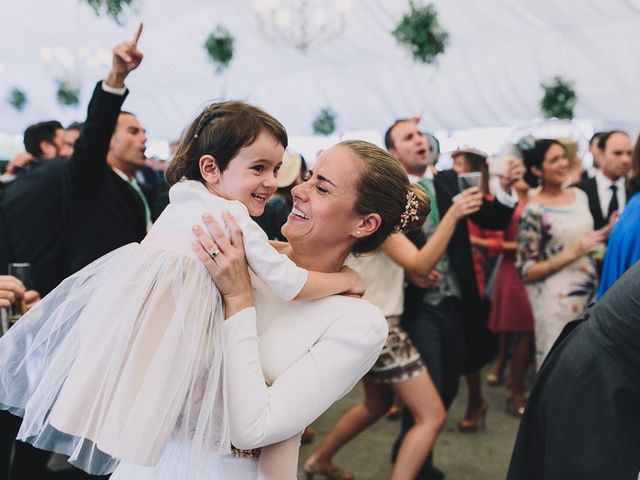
[368,316,426,384]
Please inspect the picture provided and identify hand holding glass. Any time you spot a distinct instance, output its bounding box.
[8,263,31,322]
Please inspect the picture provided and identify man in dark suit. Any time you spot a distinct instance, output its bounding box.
[0,121,65,179]
[385,118,522,479]
[574,130,632,229]
[1,26,151,287]
[507,261,640,480]
[2,27,147,480]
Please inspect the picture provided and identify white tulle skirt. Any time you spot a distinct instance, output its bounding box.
[110,433,256,479]
[0,242,231,475]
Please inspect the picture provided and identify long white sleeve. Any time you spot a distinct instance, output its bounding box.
[153,180,308,301]
[231,205,308,301]
[223,304,387,450]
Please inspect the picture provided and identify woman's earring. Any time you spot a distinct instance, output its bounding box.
[356,230,361,236]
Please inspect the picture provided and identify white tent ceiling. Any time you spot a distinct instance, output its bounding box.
[1,0,640,142]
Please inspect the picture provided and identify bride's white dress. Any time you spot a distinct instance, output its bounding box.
[111,274,388,479]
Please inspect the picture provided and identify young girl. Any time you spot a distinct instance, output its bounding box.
[0,100,363,475]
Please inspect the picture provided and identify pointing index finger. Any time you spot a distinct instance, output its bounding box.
[132,22,143,46]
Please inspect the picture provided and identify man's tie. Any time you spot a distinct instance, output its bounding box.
[129,179,152,231]
[606,184,618,220]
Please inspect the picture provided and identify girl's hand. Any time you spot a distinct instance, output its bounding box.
[340,266,365,297]
[192,211,254,318]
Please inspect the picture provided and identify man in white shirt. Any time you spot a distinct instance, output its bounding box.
[575,130,632,229]
[384,118,432,183]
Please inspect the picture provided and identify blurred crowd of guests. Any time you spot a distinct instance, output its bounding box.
[1,89,640,480]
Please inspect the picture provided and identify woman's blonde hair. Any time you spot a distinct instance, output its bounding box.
[340,140,430,253]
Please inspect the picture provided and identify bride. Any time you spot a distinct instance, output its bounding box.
[111,141,431,479]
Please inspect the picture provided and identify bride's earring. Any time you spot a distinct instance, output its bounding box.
[356,230,361,236]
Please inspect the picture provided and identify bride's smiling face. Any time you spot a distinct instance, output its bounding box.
[281,145,364,248]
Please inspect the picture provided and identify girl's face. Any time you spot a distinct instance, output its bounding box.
[538,143,569,187]
[209,131,284,216]
[282,145,363,248]
[452,154,471,173]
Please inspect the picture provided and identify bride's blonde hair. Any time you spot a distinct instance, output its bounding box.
[340,140,430,254]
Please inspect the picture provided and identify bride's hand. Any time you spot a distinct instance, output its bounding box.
[192,211,254,318]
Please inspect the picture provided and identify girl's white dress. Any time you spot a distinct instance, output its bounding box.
[0,180,308,475]
[110,273,388,479]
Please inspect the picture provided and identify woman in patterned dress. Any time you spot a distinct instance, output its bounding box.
[516,139,610,368]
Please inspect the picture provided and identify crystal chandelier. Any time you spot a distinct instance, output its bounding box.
[252,0,351,52]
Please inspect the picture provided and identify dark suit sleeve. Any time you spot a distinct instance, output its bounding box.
[67,82,128,192]
[0,187,9,274]
[574,177,604,229]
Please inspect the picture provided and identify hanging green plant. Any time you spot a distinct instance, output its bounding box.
[7,87,28,111]
[540,76,577,119]
[312,108,337,136]
[56,80,81,107]
[392,1,449,65]
[84,0,135,24]
[204,26,235,74]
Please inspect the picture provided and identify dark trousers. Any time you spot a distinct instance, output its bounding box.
[0,411,20,480]
[394,297,466,478]
[0,410,51,480]
[0,410,109,480]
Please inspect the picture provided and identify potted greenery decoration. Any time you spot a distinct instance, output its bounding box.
[84,0,135,24]
[392,1,449,65]
[312,108,337,136]
[7,87,28,111]
[204,26,235,74]
[540,76,577,119]
[56,80,81,107]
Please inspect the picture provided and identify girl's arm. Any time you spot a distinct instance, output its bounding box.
[217,207,362,301]
[269,240,365,300]
[265,239,364,300]
[382,188,483,277]
[295,268,364,300]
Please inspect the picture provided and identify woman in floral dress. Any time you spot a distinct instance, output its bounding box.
[517,139,609,368]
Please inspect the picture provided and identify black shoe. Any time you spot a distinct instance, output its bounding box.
[416,465,446,480]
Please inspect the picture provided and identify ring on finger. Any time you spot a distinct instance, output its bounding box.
[210,249,221,259]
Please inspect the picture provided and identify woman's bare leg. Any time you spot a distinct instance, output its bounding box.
[458,370,489,431]
[304,376,393,473]
[509,332,533,393]
[488,332,511,384]
[390,373,446,480]
[505,332,534,415]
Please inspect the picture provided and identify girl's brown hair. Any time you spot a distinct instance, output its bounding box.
[165,101,288,185]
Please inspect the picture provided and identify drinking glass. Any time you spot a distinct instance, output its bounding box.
[457,172,482,192]
[8,262,31,323]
